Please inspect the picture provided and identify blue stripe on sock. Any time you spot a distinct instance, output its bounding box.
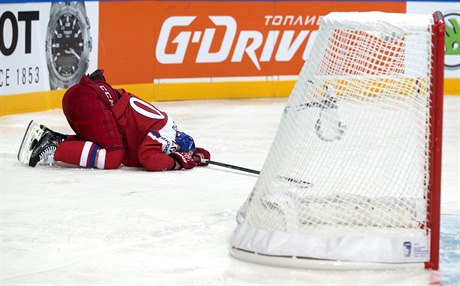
[88,144,100,168]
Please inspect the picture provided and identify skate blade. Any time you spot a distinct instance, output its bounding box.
[17,120,44,165]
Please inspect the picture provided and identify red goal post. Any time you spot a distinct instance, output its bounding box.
[426,10,445,270]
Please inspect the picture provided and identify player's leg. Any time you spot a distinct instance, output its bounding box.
[62,83,123,150]
[54,141,124,169]
[18,120,124,168]
[17,120,66,167]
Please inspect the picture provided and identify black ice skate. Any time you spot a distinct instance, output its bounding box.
[17,120,65,167]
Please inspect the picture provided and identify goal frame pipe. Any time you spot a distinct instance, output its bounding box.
[426,11,445,270]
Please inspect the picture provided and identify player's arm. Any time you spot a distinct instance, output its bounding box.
[174,131,211,167]
[192,147,211,166]
[138,132,196,171]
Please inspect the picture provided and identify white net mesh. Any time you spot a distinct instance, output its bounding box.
[231,12,438,264]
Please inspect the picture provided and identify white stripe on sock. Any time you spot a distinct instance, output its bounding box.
[96,149,106,169]
[80,142,92,167]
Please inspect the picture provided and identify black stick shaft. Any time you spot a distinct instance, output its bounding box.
[206,160,260,175]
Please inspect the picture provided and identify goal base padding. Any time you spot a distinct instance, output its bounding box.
[230,222,430,269]
[230,247,426,271]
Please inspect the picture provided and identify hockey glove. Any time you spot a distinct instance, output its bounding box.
[193,147,211,166]
[170,152,196,170]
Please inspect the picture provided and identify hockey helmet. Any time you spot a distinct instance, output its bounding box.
[175,131,196,154]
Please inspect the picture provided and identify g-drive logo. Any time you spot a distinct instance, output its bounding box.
[156,16,318,70]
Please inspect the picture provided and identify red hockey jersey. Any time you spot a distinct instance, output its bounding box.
[61,74,179,171]
[111,90,176,170]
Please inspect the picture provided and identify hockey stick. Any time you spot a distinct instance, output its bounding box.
[205,160,313,188]
[205,160,260,175]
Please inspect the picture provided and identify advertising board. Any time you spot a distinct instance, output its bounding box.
[1,1,458,115]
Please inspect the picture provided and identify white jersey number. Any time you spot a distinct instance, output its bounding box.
[129,97,165,120]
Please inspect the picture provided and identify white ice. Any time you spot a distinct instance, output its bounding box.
[1,97,459,285]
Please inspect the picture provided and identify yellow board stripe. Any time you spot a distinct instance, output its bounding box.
[444,78,460,95]
[0,89,65,116]
[0,78,458,116]
[132,80,294,102]
[0,81,295,116]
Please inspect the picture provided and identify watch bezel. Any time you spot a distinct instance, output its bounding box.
[45,2,92,89]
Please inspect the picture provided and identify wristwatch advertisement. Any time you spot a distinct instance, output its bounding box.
[0,2,98,96]
[45,2,92,90]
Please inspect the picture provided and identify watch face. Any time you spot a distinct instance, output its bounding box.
[50,13,84,77]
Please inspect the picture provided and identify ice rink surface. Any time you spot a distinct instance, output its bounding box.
[1,97,459,285]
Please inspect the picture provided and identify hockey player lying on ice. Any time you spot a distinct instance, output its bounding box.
[18,69,210,171]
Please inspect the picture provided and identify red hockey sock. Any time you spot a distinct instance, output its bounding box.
[55,141,123,169]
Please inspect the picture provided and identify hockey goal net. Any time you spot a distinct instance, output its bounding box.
[230,12,445,270]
